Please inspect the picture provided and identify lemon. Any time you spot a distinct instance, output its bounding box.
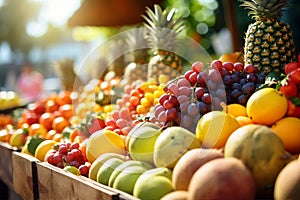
[34,140,57,161]
[64,166,80,176]
[246,88,288,125]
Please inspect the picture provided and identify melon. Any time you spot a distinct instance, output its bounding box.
[224,124,292,195]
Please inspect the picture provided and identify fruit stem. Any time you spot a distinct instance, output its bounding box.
[220,102,228,113]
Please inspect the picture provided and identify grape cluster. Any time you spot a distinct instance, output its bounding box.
[154,60,265,132]
[46,142,90,177]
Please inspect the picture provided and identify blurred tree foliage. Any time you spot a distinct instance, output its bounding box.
[163,0,226,54]
[0,0,64,61]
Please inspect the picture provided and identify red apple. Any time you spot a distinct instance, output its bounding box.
[285,62,300,75]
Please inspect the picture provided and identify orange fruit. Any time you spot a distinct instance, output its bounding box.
[52,116,70,133]
[59,104,74,121]
[29,123,47,138]
[236,116,254,127]
[69,128,79,143]
[271,117,300,154]
[246,88,288,126]
[45,99,60,113]
[46,129,57,140]
[218,51,244,63]
[52,133,63,142]
[227,104,247,118]
[39,112,54,131]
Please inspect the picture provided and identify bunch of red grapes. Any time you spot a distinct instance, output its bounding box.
[154,60,265,132]
[46,142,90,177]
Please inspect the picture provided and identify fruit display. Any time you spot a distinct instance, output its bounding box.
[1,2,300,200]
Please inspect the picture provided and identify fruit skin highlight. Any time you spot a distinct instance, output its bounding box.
[246,88,288,126]
[86,130,126,163]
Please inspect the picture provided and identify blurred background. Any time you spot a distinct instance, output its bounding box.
[0,0,299,97]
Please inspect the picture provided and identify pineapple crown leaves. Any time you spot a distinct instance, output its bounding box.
[142,4,185,52]
[239,0,288,19]
[125,28,148,50]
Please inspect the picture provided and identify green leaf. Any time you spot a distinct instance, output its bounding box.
[290,97,300,106]
[27,136,45,155]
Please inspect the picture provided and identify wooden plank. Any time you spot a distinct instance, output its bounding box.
[36,162,119,200]
[82,177,138,200]
[12,152,40,200]
[0,141,18,189]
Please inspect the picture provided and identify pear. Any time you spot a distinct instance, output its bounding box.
[153,126,201,168]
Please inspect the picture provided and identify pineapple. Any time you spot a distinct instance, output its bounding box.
[240,0,296,74]
[143,4,184,83]
[123,28,149,84]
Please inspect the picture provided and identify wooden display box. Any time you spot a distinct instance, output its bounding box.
[12,152,40,200]
[36,162,119,200]
[0,141,19,189]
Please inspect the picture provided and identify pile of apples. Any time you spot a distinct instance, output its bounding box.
[279,54,300,118]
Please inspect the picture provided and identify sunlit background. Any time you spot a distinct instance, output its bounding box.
[0,0,299,93]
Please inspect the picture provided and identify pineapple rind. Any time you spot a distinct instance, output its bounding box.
[244,19,296,73]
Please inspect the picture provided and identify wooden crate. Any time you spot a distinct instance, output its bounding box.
[0,141,19,189]
[12,152,40,200]
[36,162,119,200]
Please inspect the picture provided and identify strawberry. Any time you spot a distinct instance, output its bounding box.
[285,62,300,75]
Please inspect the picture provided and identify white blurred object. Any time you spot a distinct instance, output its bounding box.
[211,28,233,56]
